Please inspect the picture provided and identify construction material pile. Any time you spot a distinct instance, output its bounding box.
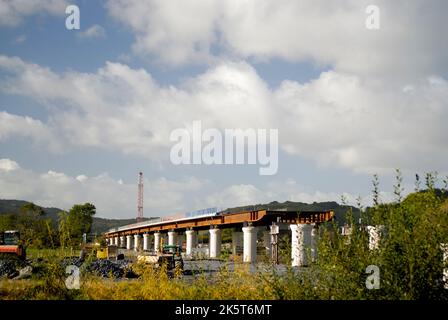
[0,260,19,278]
[87,259,125,278]
[60,257,136,279]
[61,257,84,268]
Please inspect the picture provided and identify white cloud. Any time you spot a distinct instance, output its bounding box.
[204,184,263,208]
[0,158,19,172]
[0,111,61,152]
[106,0,448,78]
[107,0,219,66]
[0,0,68,26]
[0,55,447,174]
[77,24,106,39]
[76,174,88,182]
[275,71,448,173]
[0,159,208,218]
[0,158,412,218]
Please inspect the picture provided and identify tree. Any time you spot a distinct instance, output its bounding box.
[58,203,96,247]
[0,213,17,232]
[17,203,48,248]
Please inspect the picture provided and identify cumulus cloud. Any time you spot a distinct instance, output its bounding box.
[0,111,61,152]
[1,55,447,174]
[0,158,19,172]
[1,158,378,218]
[204,184,263,208]
[106,0,448,78]
[0,158,208,218]
[276,72,448,173]
[0,0,68,26]
[77,24,106,39]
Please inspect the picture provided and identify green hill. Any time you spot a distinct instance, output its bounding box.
[0,197,361,235]
[0,199,145,234]
[223,200,360,225]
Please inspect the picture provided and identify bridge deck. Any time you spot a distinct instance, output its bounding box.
[105,210,335,237]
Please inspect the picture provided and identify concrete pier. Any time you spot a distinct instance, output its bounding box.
[367,225,384,250]
[209,228,222,258]
[290,224,313,267]
[126,235,133,250]
[134,234,142,251]
[143,233,150,251]
[185,230,197,256]
[154,232,161,253]
[242,226,257,263]
[442,243,448,289]
[168,231,177,246]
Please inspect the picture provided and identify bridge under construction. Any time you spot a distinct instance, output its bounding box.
[105,209,335,266]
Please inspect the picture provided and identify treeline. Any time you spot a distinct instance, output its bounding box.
[0,202,96,248]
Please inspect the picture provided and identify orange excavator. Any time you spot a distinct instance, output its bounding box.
[0,230,26,260]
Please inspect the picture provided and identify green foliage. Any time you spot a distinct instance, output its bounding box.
[299,174,448,300]
[58,203,96,248]
[2,174,447,300]
[0,203,56,248]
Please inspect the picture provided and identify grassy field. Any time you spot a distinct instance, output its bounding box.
[0,255,292,300]
[2,183,448,300]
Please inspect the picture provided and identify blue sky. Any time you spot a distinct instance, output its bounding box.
[0,1,447,218]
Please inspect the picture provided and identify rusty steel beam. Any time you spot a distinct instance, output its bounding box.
[105,209,335,238]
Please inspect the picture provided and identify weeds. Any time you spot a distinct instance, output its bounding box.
[1,173,448,300]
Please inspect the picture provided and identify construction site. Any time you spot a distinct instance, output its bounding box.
[1,171,447,302]
[0,171,336,282]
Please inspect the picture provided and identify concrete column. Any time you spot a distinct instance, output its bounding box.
[185,230,197,256]
[290,224,313,267]
[134,234,142,251]
[154,232,161,253]
[232,231,243,255]
[114,236,119,246]
[209,228,222,258]
[168,231,177,246]
[442,243,448,289]
[120,236,125,248]
[367,225,384,250]
[143,233,150,251]
[126,235,133,250]
[341,225,353,244]
[263,230,271,256]
[242,226,257,263]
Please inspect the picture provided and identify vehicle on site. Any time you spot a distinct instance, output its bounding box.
[0,230,26,260]
[80,242,119,260]
[137,244,184,271]
[79,233,118,260]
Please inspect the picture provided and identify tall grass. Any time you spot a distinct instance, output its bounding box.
[2,173,448,300]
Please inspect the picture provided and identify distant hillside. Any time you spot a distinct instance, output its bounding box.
[223,200,360,226]
[1,198,361,234]
[0,199,146,234]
